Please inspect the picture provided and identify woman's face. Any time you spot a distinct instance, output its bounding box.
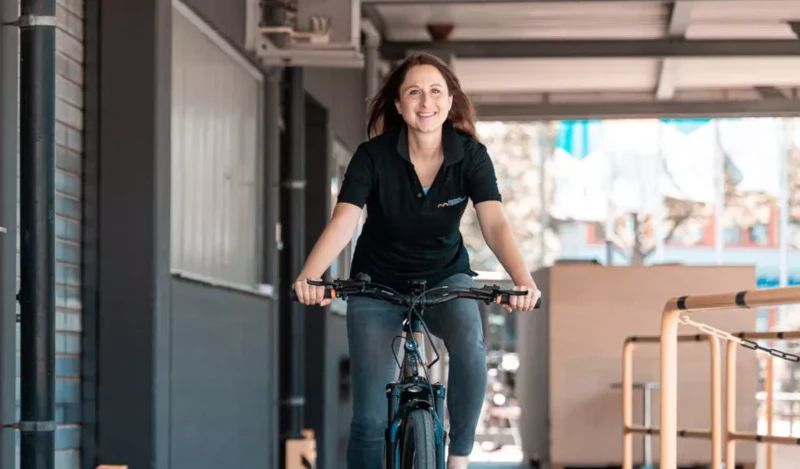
[395,64,453,135]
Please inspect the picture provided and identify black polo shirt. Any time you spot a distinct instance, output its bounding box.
[336,120,502,293]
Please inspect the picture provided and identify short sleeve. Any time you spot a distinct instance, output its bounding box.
[337,146,373,208]
[467,146,502,204]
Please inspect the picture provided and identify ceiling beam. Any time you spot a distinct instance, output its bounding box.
[754,86,787,99]
[655,0,692,100]
[361,4,388,38]
[364,0,712,4]
[381,39,800,60]
[476,99,800,121]
[791,21,800,38]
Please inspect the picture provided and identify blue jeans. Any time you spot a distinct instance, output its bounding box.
[345,273,487,469]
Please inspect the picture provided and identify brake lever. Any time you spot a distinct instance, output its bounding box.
[470,285,527,305]
[306,279,336,287]
[307,278,371,294]
[470,284,509,295]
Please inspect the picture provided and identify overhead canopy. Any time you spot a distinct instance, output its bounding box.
[362,0,800,119]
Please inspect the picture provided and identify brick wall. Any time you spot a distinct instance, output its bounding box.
[15,0,85,467]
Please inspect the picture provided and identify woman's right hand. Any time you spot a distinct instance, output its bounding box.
[292,277,331,307]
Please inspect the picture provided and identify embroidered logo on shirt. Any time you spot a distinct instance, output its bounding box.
[437,195,467,208]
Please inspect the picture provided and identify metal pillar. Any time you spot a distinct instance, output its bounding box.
[279,65,308,466]
[284,65,306,436]
[0,0,19,467]
[264,66,283,469]
[18,0,56,468]
[264,67,283,287]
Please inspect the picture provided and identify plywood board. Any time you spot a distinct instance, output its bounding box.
[544,265,758,466]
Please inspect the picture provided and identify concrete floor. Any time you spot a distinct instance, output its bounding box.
[469,462,524,469]
[467,445,525,468]
[458,415,800,469]
[463,427,800,469]
[463,445,800,469]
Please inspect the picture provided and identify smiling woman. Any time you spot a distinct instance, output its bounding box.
[366,52,478,142]
[289,51,541,469]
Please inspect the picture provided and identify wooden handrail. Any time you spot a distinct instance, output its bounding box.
[622,333,721,469]
[660,286,800,469]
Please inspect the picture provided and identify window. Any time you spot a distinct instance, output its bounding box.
[170,5,264,287]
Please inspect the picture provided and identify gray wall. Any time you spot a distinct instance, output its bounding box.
[183,0,245,48]
[89,2,281,469]
[91,0,173,467]
[167,3,367,469]
[169,278,276,469]
[86,1,367,468]
[305,69,367,151]
[322,315,352,467]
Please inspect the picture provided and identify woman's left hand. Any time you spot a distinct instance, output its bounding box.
[504,284,541,312]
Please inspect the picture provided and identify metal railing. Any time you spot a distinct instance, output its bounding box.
[621,334,722,469]
[724,331,800,469]
[660,286,800,469]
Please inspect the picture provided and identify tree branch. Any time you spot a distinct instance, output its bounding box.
[642,210,693,258]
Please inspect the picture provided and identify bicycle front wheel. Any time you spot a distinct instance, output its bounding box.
[400,408,437,469]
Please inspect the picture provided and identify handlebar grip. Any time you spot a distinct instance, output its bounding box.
[289,288,336,302]
[498,293,542,309]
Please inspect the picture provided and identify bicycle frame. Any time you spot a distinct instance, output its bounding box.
[290,274,534,469]
[385,282,447,469]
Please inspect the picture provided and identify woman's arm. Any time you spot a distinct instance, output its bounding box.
[474,200,541,311]
[294,202,363,305]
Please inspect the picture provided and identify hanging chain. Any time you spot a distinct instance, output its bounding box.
[678,315,800,362]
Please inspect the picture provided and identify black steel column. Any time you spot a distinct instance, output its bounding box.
[18,0,56,468]
[80,0,101,467]
[279,66,306,459]
[301,93,331,469]
[0,0,19,466]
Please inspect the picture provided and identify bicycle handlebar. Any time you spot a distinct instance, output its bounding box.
[288,273,542,309]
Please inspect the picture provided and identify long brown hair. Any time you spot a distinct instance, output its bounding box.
[366,52,478,141]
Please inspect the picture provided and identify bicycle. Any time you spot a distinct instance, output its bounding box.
[290,272,541,469]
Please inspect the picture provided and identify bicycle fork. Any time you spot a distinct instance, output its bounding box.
[384,382,447,469]
[433,384,446,468]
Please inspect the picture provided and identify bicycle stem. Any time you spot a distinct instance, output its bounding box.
[403,316,427,378]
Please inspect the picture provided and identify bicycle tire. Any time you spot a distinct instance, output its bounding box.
[400,408,437,469]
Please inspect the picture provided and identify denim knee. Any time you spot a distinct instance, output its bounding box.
[345,295,405,468]
[350,412,386,443]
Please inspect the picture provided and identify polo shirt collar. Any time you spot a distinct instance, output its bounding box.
[395,119,465,166]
